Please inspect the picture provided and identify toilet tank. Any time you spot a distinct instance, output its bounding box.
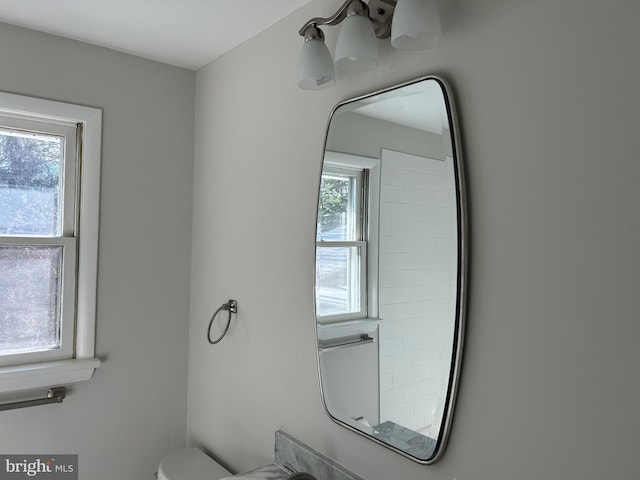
[157,448,231,480]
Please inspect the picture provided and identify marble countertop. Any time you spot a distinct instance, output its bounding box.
[219,430,364,480]
[222,463,290,480]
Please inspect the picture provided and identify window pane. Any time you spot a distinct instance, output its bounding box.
[317,173,357,241]
[0,129,63,236]
[316,246,361,317]
[0,246,62,355]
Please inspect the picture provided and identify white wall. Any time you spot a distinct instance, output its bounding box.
[319,338,380,428]
[189,0,640,479]
[0,23,195,480]
[329,112,447,159]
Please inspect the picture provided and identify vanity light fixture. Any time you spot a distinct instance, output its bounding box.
[297,0,441,90]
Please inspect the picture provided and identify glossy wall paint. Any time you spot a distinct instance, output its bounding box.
[188,0,640,479]
[0,23,195,479]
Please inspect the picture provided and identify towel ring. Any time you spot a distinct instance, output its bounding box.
[207,299,238,344]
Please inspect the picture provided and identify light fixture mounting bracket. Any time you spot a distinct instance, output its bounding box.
[298,0,397,39]
[367,0,396,39]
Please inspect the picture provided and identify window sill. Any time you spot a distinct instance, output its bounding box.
[0,358,101,394]
[317,318,380,342]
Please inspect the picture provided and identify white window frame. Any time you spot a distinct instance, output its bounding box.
[316,152,380,324]
[0,92,101,394]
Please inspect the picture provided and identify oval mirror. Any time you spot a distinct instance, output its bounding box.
[314,76,466,464]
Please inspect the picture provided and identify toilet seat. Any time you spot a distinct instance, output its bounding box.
[157,448,231,480]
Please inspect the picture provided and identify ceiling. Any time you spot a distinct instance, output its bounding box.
[351,80,448,135]
[0,0,312,70]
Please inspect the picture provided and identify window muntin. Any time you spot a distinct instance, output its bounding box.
[0,115,79,367]
[316,166,367,321]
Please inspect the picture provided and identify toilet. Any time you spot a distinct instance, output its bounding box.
[157,448,232,480]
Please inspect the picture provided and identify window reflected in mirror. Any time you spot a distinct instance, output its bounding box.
[316,166,366,320]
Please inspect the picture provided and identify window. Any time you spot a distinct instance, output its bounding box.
[0,92,101,394]
[316,166,367,322]
[316,149,383,324]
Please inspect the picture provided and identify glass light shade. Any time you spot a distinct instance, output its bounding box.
[391,0,441,50]
[334,14,378,73]
[298,38,336,90]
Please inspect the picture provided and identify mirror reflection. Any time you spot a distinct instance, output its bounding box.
[315,76,466,463]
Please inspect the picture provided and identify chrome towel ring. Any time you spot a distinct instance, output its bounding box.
[207,299,238,344]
